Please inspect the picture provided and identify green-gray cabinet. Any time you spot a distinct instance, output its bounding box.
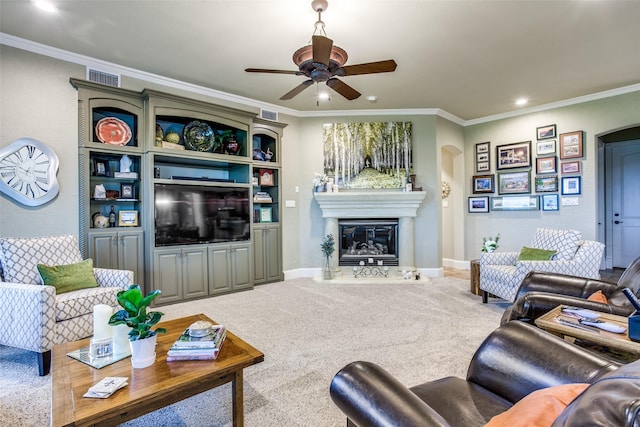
[88,230,144,286]
[209,243,252,295]
[153,246,209,304]
[253,224,282,285]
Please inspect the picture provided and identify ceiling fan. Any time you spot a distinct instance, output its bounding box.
[245,0,397,101]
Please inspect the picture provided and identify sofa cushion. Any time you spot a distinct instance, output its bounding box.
[37,259,98,294]
[517,247,557,261]
[0,235,82,285]
[56,286,120,322]
[485,383,589,427]
[530,228,581,261]
[551,360,640,427]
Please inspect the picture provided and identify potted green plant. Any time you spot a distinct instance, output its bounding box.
[320,234,335,280]
[108,284,166,368]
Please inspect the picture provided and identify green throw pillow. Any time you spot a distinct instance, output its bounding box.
[517,246,557,261]
[37,258,98,294]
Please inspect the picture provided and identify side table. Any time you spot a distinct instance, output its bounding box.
[470,259,480,296]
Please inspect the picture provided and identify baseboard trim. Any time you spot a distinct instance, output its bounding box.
[443,258,471,270]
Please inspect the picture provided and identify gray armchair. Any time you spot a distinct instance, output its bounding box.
[0,235,132,375]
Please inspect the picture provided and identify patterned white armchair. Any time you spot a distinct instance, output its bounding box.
[0,235,133,375]
[480,228,605,303]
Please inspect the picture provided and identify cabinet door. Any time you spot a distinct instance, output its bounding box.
[118,230,144,286]
[209,247,231,295]
[231,244,252,290]
[265,226,283,282]
[153,250,182,304]
[88,231,118,270]
[253,228,266,284]
[182,248,208,299]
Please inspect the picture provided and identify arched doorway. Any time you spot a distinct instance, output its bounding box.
[441,145,465,268]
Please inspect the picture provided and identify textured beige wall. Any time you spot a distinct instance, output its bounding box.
[0,46,84,237]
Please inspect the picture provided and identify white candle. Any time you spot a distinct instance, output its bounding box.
[93,304,113,340]
[112,324,130,355]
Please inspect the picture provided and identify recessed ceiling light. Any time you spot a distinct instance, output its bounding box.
[366,95,378,102]
[515,98,528,106]
[33,0,58,13]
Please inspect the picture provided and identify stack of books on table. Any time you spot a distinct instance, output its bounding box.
[166,325,227,361]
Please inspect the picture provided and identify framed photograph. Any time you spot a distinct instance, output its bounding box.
[541,194,559,211]
[535,175,559,192]
[536,124,557,140]
[536,156,557,174]
[118,210,139,227]
[490,195,539,211]
[468,196,489,213]
[260,206,272,223]
[498,170,531,194]
[561,161,581,174]
[496,141,531,169]
[476,161,490,172]
[559,131,583,159]
[93,158,111,177]
[472,174,495,193]
[120,183,134,199]
[476,142,490,154]
[536,140,556,155]
[476,152,489,163]
[561,176,581,195]
[259,169,275,186]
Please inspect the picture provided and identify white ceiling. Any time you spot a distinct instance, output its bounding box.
[1,0,639,121]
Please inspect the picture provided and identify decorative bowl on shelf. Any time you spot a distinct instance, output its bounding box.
[183,121,214,152]
[96,117,132,145]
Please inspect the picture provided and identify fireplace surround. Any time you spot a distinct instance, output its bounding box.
[315,190,427,277]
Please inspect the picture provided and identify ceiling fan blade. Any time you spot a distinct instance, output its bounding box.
[312,35,333,67]
[280,80,314,100]
[245,68,300,75]
[326,78,361,100]
[341,60,397,76]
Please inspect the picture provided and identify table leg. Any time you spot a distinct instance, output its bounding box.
[232,370,244,427]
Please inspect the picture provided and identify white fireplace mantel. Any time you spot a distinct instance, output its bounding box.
[314,190,427,274]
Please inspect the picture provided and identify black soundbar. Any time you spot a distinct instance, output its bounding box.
[171,176,235,183]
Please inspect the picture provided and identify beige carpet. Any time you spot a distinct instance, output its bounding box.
[0,277,505,427]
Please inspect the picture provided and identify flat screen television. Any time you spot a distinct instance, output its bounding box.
[154,183,251,246]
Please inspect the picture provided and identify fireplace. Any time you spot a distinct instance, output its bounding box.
[339,219,398,266]
[314,190,426,275]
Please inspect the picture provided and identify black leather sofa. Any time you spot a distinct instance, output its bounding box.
[501,255,640,325]
[330,321,640,427]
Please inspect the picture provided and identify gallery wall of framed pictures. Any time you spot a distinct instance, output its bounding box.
[469,123,584,213]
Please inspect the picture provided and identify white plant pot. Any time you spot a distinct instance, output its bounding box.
[129,335,157,368]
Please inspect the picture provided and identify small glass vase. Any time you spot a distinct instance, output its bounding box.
[323,257,332,280]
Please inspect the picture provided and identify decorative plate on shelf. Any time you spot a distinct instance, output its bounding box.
[96,117,132,145]
[183,121,214,152]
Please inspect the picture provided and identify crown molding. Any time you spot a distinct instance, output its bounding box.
[2,33,637,127]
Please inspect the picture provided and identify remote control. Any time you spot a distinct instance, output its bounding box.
[622,288,640,312]
[578,318,627,333]
[562,306,601,319]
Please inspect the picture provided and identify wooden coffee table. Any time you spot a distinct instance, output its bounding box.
[52,314,264,427]
[535,305,640,355]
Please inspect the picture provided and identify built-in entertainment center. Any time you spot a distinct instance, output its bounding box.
[72,79,285,305]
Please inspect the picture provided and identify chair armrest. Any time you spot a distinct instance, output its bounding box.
[514,271,619,302]
[330,361,450,427]
[480,252,519,266]
[0,282,56,352]
[93,268,133,288]
[467,322,619,403]
[500,292,632,325]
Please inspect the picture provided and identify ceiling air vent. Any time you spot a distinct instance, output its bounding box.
[260,109,278,122]
[87,68,121,88]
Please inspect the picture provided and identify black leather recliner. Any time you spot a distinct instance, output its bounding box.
[330,321,640,427]
[501,255,640,325]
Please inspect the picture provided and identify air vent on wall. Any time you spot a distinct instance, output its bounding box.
[87,68,121,87]
[260,109,278,122]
